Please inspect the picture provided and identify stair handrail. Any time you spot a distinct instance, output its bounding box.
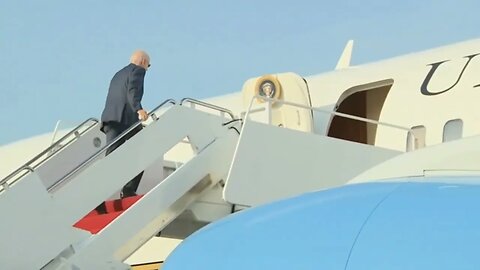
[180,98,235,120]
[47,99,177,192]
[0,118,99,188]
[0,166,34,190]
[245,95,417,151]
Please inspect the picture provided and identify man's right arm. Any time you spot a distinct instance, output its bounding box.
[127,67,148,121]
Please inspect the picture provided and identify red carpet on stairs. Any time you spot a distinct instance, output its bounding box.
[73,195,143,234]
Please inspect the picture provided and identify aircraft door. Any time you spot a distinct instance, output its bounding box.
[241,72,313,132]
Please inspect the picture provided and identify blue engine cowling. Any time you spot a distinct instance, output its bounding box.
[163,177,480,270]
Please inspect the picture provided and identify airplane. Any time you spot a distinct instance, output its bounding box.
[1,37,480,269]
[162,177,480,270]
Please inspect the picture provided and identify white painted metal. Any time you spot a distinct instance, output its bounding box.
[306,39,480,151]
[247,95,415,151]
[349,135,480,184]
[4,39,480,267]
[224,95,415,206]
[64,131,238,269]
[51,106,225,214]
[36,124,105,189]
[241,72,313,132]
[0,119,102,193]
[0,172,90,270]
[265,100,272,124]
[134,157,165,196]
[224,120,400,206]
[0,132,67,179]
[0,104,238,269]
[50,120,63,146]
[187,180,233,222]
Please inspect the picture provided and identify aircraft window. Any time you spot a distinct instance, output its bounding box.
[407,125,426,150]
[443,119,463,142]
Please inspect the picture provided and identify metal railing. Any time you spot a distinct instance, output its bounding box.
[180,98,235,120]
[0,118,99,189]
[50,120,63,147]
[244,95,417,152]
[150,99,176,120]
[0,166,33,191]
[47,99,177,192]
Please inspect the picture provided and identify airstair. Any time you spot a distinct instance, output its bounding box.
[223,96,417,207]
[0,94,419,269]
[0,99,240,270]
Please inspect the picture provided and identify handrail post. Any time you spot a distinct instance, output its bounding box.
[50,120,62,146]
[47,99,177,192]
[1,99,177,192]
[0,119,99,188]
[265,99,272,124]
[2,182,9,191]
[246,95,416,153]
[406,130,416,152]
[0,166,34,192]
[180,98,235,120]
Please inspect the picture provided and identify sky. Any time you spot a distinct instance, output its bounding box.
[0,0,479,145]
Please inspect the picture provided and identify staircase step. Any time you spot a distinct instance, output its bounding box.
[73,195,143,234]
[74,211,123,234]
[105,195,143,213]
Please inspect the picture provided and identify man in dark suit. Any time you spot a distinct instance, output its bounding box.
[99,51,151,209]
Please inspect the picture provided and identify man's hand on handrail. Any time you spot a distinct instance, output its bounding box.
[137,109,148,121]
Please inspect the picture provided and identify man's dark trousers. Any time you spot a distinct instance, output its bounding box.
[104,122,144,195]
[96,122,143,214]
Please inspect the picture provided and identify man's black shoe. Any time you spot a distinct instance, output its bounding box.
[95,202,107,214]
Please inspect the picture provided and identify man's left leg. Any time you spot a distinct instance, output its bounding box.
[121,125,144,198]
[121,172,143,197]
[96,122,125,213]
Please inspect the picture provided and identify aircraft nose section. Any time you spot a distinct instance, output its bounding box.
[162,182,400,270]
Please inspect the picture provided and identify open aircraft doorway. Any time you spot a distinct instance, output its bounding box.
[327,79,393,145]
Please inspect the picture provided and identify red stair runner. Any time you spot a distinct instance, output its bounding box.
[73,195,143,234]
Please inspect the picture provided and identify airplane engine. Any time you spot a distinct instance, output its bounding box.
[163,177,480,269]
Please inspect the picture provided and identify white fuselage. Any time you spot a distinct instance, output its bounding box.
[2,38,480,268]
